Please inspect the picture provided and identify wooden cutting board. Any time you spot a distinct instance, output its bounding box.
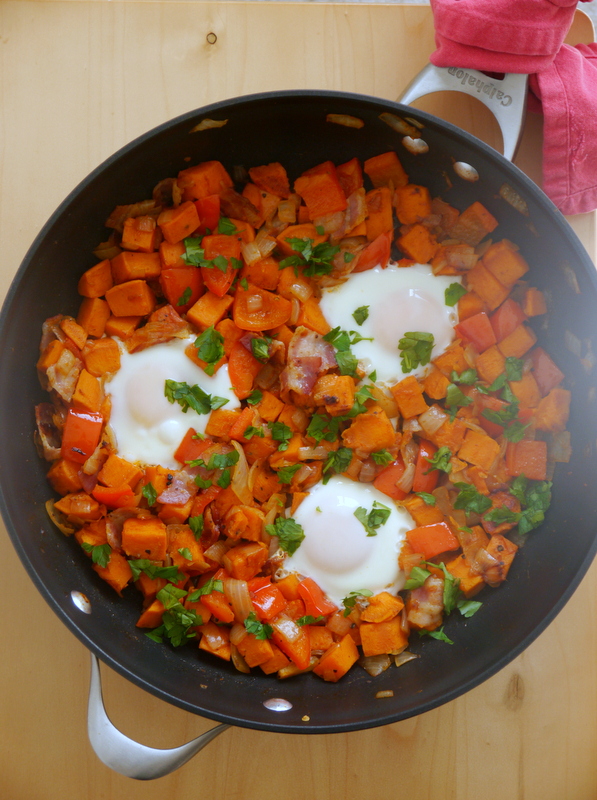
[0,3,596,798]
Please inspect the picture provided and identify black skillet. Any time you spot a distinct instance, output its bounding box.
[1,90,596,750]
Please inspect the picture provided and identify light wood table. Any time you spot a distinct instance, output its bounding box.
[1,3,596,798]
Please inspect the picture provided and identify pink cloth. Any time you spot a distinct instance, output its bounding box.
[429,0,597,215]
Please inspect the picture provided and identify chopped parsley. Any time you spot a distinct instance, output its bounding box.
[217,217,238,235]
[278,237,340,277]
[193,326,225,376]
[243,425,264,440]
[164,379,228,415]
[322,326,361,377]
[352,305,369,326]
[450,368,478,386]
[306,413,341,444]
[419,626,454,645]
[322,447,353,484]
[424,445,452,475]
[510,476,552,535]
[244,611,274,640]
[275,463,302,484]
[181,236,204,266]
[398,331,434,373]
[265,516,305,556]
[404,565,432,591]
[176,287,192,307]
[127,559,185,583]
[246,389,263,405]
[453,482,493,515]
[146,585,199,647]
[444,282,467,307]
[445,383,473,417]
[188,515,204,540]
[415,491,436,506]
[81,542,111,568]
[371,449,393,466]
[178,547,193,561]
[342,589,373,617]
[354,501,391,536]
[297,615,324,626]
[250,336,272,362]
[188,577,224,601]
[268,421,293,451]
[142,482,157,507]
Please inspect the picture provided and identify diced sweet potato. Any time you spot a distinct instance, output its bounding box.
[121,516,168,561]
[312,634,360,682]
[444,553,484,598]
[506,440,547,480]
[312,374,355,416]
[482,240,529,286]
[341,405,396,452]
[222,541,268,581]
[497,324,537,359]
[458,429,501,472]
[534,387,571,432]
[360,592,404,624]
[390,375,429,418]
[359,617,408,657]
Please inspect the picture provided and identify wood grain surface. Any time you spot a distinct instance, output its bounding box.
[1,3,596,798]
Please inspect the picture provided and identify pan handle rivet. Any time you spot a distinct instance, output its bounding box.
[263,698,293,712]
[71,590,92,614]
[206,32,217,45]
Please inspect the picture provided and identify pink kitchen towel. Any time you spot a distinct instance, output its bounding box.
[429,0,597,215]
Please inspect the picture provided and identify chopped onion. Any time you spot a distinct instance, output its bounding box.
[223,578,254,622]
[418,404,448,435]
[255,363,279,390]
[359,460,377,483]
[290,298,300,325]
[396,462,415,493]
[229,623,248,646]
[246,294,263,313]
[271,615,301,644]
[277,200,297,224]
[278,657,318,679]
[45,499,76,536]
[230,440,253,505]
[403,417,423,433]
[204,540,228,565]
[379,112,419,137]
[375,690,395,699]
[463,343,478,368]
[359,653,391,677]
[230,644,251,674]
[394,651,419,667]
[241,241,262,265]
[366,384,398,418]
[298,446,328,460]
[202,624,229,652]
[292,407,309,430]
[190,118,228,132]
[287,280,313,303]
[255,227,277,257]
[326,113,365,129]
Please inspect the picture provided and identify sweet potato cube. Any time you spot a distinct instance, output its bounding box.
[313,374,355,416]
[236,633,275,668]
[105,279,156,317]
[198,622,231,661]
[394,184,432,225]
[47,458,83,496]
[423,367,449,400]
[405,521,460,560]
[111,252,161,284]
[429,417,467,452]
[390,375,429,419]
[402,494,445,527]
[482,240,529,286]
[497,324,537,359]
[506,440,547,480]
[466,262,510,311]
[167,524,210,572]
[445,553,485,598]
[136,599,165,628]
[224,505,265,542]
[535,387,571,432]
[187,290,234,330]
[448,201,498,246]
[254,390,284,422]
[222,541,268,581]
[77,297,111,338]
[104,315,142,339]
[475,345,506,385]
[523,287,547,317]
[509,372,541,409]
[178,160,233,202]
[341,405,396,453]
[458,429,501,472]
[297,296,331,336]
[312,633,360,682]
[260,643,291,675]
[363,151,408,189]
[432,343,468,377]
[93,551,133,595]
[78,259,113,298]
[72,369,102,413]
[98,453,143,488]
[396,223,439,264]
[59,317,87,350]
[360,617,408,657]
[157,200,200,244]
[481,534,518,587]
[365,187,394,242]
[360,592,404,624]
[121,516,168,561]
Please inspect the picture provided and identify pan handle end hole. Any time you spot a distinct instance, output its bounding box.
[263,698,293,712]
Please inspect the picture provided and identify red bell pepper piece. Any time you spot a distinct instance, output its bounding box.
[159,267,204,313]
[201,233,241,297]
[251,583,288,621]
[455,312,496,353]
[61,407,103,464]
[489,298,527,342]
[352,231,392,272]
[412,439,439,493]
[405,521,460,560]
[91,483,137,509]
[173,427,211,465]
[297,577,338,617]
[530,347,565,396]
[372,454,407,501]
[194,195,220,235]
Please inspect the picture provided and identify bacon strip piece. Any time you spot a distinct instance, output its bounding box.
[126,304,190,353]
[405,573,444,631]
[46,348,83,402]
[157,470,198,505]
[280,326,337,396]
[35,403,62,461]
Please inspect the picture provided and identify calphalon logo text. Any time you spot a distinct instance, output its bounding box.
[447,67,512,106]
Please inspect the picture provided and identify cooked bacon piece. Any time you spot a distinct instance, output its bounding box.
[330,188,367,243]
[219,187,261,227]
[125,304,190,353]
[152,177,181,209]
[280,326,337,396]
[156,470,198,505]
[105,199,159,233]
[473,534,518,587]
[406,573,444,631]
[46,347,83,402]
[40,315,66,353]
[35,403,62,461]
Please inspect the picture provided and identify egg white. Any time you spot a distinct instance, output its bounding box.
[281,476,414,607]
[319,263,460,385]
[105,336,240,469]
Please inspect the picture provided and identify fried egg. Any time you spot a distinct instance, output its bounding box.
[319,263,459,384]
[282,476,414,606]
[106,336,239,469]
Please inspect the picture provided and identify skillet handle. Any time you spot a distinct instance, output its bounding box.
[398,64,528,162]
[87,653,230,780]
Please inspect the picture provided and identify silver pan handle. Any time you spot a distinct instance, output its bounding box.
[399,64,529,162]
[88,653,230,780]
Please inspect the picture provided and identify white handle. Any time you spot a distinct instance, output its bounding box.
[87,653,230,780]
[399,64,529,161]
